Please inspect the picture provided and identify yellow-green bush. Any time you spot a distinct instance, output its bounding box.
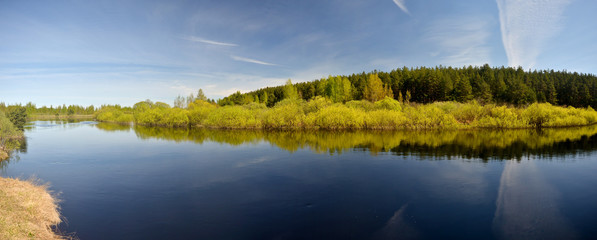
[303,96,333,114]
[345,100,375,111]
[522,103,554,127]
[310,105,365,129]
[204,106,262,128]
[445,101,486,124]
[187,100,217,126]
[160,108,189,127]
[121,98,597,130]
[364,110,408,129]
[476,105,526,128]
[404,105,461,129]
[95,107,133,123]
[374,97,402,111]
[262,100,305,128]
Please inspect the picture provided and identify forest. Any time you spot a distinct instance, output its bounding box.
[218,65,596,108]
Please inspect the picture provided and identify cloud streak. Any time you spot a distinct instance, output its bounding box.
[183,36,238,47]
[496,0,571,69]
[231,55,277,66]
[392,0,409,14]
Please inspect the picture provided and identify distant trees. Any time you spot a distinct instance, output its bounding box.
[174,89,215,108]
[218,65,597,108]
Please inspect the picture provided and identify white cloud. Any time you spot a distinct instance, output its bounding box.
[425,17,492,67]
[231,55,277,66]
[496,0,571,69]
[183,36,238,47]
[392,0,410,14]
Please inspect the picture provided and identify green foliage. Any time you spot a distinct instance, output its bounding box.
[0,111,22,159]
[262,100,304,128]
[374,97,402,111]
[476,106,526,128]
[187,100,217,126]
[304,96,333,114]
[308,105,365,129]
[523,103,554,128]
[452,77,473,102]
[322,76,353,103]
[364,73,392,102]
[91,94,597,131]
[219,65,597,108]
[364,110,408,129]
[95,107,134,123]
[345,100,375,111]
[204,106,261,128]
[6,106,27,130]
[283,79,300,100]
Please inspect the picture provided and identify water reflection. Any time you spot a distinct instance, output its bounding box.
[6,121,597,239]
[493,160,578,239]
[94,123,597,160]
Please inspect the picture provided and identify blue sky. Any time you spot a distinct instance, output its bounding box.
[1,0,596,107]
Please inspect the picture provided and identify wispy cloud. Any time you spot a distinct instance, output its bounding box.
[425,17,491,66]
[183,36,238,47]
[392,0,409,14]
[231,55,277,66]
[496,0,571,69]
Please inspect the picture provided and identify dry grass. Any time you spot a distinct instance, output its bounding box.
[0,177,63,239]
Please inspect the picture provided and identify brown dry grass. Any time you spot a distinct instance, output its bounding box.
[0,177,63,239]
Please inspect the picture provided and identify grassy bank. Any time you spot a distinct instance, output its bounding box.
[0,177,62,240]
[95,98,597,130]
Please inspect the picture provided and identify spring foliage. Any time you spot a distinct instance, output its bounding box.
[94,96,597,130]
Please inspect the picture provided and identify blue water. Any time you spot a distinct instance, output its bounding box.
[2,121,597,239]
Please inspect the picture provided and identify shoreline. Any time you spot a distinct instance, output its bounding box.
[0,177,63,239]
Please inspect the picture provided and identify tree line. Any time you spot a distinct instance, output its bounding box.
[218,65,597,108]
[0,102,95,117]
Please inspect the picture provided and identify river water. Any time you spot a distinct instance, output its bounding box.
[2,120,597,239]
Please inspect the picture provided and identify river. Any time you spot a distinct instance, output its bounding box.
[2,120,597,239]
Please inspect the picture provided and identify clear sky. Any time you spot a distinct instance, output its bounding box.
[1,0,596,107]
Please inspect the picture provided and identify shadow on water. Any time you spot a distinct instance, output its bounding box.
[95,122,597,161]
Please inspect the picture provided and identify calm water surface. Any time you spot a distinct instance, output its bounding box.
[2,120,597,239]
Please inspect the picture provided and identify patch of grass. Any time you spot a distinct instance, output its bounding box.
[0,177,64,240]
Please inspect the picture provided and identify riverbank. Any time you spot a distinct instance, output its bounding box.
[0,177,62,239]
[95,99,597,130]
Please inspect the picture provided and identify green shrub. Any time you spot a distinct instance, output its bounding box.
[204,106,261,128]
[262,101,305,128]
[187,100,217,126]
[374,97,402,111]
[404,105,460,129]
[364,110,408,129]
[476,106,526,128]
[310,105,365,129]
[345,100,375,111]
[303,96,333,114]
[448,101,486,124]
[522,103,553,128]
